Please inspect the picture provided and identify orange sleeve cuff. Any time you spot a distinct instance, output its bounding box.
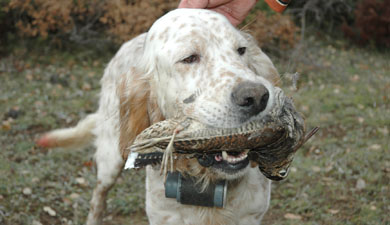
[265,0,291,13]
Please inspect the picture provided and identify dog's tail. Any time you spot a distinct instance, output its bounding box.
[36,114,98,149]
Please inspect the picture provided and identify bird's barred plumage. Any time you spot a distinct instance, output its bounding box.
[126,87,318,180]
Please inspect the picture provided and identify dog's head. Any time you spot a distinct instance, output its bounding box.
[120,9,280,181]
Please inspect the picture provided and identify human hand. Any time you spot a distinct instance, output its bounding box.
[178,0,257,26]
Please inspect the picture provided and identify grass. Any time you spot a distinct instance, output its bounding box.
[0,36,389,225]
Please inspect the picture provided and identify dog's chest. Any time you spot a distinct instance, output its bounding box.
[145,167,270,225]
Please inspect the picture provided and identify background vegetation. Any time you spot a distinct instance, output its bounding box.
[1,0,389,224]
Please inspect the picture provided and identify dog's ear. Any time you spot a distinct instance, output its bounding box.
[118,69,164,160]
[241,31,280,86]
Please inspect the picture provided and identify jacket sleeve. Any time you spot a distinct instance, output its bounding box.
[265,0,291,13]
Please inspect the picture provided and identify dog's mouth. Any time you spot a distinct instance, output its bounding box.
[197,150,250,174]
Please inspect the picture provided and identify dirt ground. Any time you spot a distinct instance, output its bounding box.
[1,35,389,225]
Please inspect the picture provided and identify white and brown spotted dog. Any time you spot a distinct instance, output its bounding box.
[38,9,281,225]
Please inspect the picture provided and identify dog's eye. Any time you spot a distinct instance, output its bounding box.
[181,54,200,64]
[237,47,246,56]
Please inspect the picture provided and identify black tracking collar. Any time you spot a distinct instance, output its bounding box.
[165,171,227,208]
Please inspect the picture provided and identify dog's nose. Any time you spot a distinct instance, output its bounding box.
[231,81,269,117]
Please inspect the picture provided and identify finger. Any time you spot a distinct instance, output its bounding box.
[211,7,241,26]
[210,0,256,26]
[178,0,209,8]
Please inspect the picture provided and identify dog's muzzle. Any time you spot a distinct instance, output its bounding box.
[165,171,227,208]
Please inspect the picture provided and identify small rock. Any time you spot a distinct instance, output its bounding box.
[63,197,72,204]
[22,187,32,195]
[300,105,309,112]
[328,209,339,214]
[370,205,377,211]
[350,74,360,82]
[325,165,333,172]
[104,215,113,221]
[284,213,302,220]
[356,178,366,190]
[290,167,297,173]
[72,202,79,209]
[26,73,34,81]
[70,193,80,199]
[311,166,321,172]
[1,120,11,131]
[82,83,91,91]
[61,217,73,225]
[43,206,56,216]
[378,127,389,135]
[88,71,96,77]
[32,220,43,225]
[75,177,87,186]
[369,144,381,150]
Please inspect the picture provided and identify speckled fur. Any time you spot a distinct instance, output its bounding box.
[40,9,280,225]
